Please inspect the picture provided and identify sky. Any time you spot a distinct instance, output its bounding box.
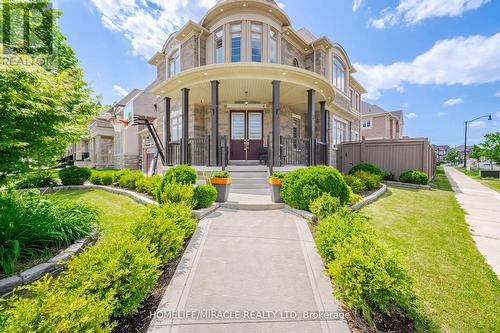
[56,0,500,146]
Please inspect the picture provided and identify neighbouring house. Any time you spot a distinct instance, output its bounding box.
[361,101,404,140]
[433,145,450,163]
[455,145,472,161]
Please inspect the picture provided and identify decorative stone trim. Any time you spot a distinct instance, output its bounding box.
[350,184,387,211]
[192,203,221,220]
[0,225,99,298]
[285,184,388,223]
[383,181,430,190]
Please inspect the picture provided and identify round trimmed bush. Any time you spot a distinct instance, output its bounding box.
[193,184,217,210]
[399,170,429,185]
[163,165,197,185]
[89,173,113,186]
[309,193,342,219]
[59,166,92,185]
[281,166,350,211]
[158,181,194,205]
[348,163,383,176]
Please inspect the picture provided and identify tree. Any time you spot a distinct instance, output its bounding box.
[0,2,98,184]
[443,148,462,165]
[469,144,483,160]
[480,132,500,168]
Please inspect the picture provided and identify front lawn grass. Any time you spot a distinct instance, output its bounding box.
[361,168,500,332]
[48,189,148,237]
[456,167,500,192]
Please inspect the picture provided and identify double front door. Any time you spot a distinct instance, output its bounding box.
[230,111,263,161]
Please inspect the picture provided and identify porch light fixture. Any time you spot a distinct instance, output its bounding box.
[245,91,249,106]
[463,114,493,168]
[242,3,246,7]
[282,72,287,76]
[204,72,208,76]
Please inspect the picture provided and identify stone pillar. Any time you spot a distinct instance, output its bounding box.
[272,80,281,167]
[95,135,102,166]
[308,89,316,165]
[320,101,327,143]
[181,88,190,164]
[210,80,219,166]
[164,97,171,165]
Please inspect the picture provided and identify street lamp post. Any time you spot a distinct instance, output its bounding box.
[463,114,492,168]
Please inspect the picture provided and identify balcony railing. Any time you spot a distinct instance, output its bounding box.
[167,140,181,166]
[280,136,310,166]
[166,136,228,168]
[188,137,210,166]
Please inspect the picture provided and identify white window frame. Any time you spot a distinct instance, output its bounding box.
[269,28,278,64]
[362,119,372,129]
[333,119,347,145]
[251,23,263,63]
[215,28,224,64]
[230,23,242,63]
[333,57,346,92]
[167,50,180,78]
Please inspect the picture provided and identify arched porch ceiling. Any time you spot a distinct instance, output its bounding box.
[151,63,336,110]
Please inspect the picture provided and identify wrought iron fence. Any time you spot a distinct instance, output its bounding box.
[280,136,310,166]
[314,140,328,166]
[167,140,181,166]
[188,137,209,166]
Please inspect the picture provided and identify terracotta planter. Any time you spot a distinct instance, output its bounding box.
[268,178,283,203]
[210,178,232,202]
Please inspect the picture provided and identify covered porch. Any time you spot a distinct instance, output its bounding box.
[152,63,337,169]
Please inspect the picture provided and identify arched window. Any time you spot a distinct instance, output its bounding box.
[292,58,299,68]
[333,57,346,92]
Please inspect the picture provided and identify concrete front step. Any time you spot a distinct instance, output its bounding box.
[226,165,269,172]
[231,184,269,190]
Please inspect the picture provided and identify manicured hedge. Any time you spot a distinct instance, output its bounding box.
[118,170,144,190]
[162,165,197,186]
[89,173,113,186]
[193,184,217,210]
[15,171,58,189]
[349,163,383,176]
[135,175,162,196]
[343,174,366,194]
[353,170,381,190]
[309,193,342,220]
[400,170,429,185]
[59,166,92,185]
[158,181,194,205]
[281,166,350,211]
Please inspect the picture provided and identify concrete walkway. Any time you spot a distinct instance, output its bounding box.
[444,167,500,277]
[149,209,350,333]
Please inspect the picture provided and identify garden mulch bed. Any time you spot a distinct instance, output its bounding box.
[345,307,414,333]
[113,237,192,333]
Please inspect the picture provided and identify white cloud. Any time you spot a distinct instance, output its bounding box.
[496,111,500,119]
[407,112,418,119]
[354,33,500,100]
[89,0,218,59]
[402,103,409,109]
[113,85,128,97]
[444,98,464,106]
[353,0,364,12]
[495,90,500,97]
[370,0,490,29]
[396,86,405,93]
[469,120,486,128]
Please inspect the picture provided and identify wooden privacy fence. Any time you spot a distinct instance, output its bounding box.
[336,138,436,179]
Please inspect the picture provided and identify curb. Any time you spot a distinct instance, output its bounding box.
[0,225,99,298]
[350,184,388,210]
[383,181,430,190]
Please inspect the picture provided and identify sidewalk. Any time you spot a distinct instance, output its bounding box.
[444,167,500,277]
[148,208,350,333]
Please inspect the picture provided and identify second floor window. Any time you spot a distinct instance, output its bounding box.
[362,119,372,128]
[333,57,346,92]
[215,29,223,64]
[231,24,241,62]
[168,51,180,78]
[251,23,262,62]
[269,29,278,63]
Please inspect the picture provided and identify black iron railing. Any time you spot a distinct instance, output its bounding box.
[314,140,328,166]
[188,137,210,166]
[167,140,181,166]
[280,136,310,166]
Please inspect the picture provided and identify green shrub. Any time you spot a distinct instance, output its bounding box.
[309,193,342,219]
[315,210,370,263]
[163,165,197,185]
[348,192,363,205]
[59,166,92,185]
[343,175,366,194]
[118,171,144,190]
[193,184,217,210]
[132,206,185,263]
[327,234,416,322]
[382,171,395,181]
[113,169,130,183]
[348,163,383,176]
[400,170,429,185]
[62,234,160,318]
[135,175,162,195]
[281,166,350,211]
[0,190,100,274]
[159,181,194,205]
[353,171,381,190]
[89,173,113,186]
[0,277,115,333]
[15,171,58,189]
[159,202,197,239]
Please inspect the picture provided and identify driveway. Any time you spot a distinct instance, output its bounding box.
[444,167,500,277]
[148,208,351,333]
